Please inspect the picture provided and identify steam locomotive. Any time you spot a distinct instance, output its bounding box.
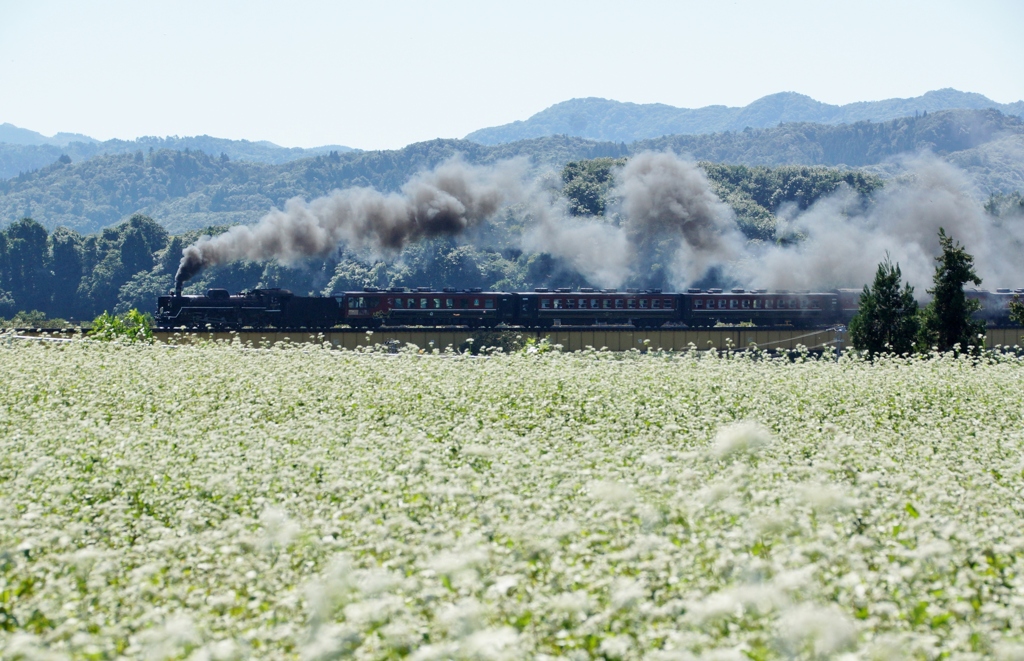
[155,285,1023,330]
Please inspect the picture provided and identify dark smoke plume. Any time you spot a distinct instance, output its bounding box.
[612,152,746,287]
[175,158,526,289]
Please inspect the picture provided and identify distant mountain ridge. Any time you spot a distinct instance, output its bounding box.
[465,89,1024,145]
[1,108,1020,237]
[0,125,356,179]
[0,123,99,147]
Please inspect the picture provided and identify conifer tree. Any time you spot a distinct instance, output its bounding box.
[849,255,919,355]
[919,228,985,352]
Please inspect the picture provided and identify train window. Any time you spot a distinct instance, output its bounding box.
[395,298,404,309]
[578,298,586,308]
[615,299,624,309]
[591,299,599,309]
[553,299,562,309]
[408,298,415,308]
[567,299,576,309]
[663,299,672,308]
[446,298,454,308]
[719,300,727,309]
[640,299,649,309]
[764,299,772,309]
[730,300,738,309]
[484,299,494,309]
[694,299,703,308]
[652,299,661,309]
[433,298,441,309]
[473,298,481,307]
[460,299,468,308]
[541,299,551,309]
[369,297,379,307]
[752,299,760,309]
[628,299,637,309]
[741,300,750,309]
[420,298,428,309]
[790,299,798,309]
[602,299,611,309]
[776,299,785,309]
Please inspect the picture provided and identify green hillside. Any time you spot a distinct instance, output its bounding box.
[1,109,1018,238]
[0,160,884,322]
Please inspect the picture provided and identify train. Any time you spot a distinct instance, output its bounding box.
[155,285,1024,330]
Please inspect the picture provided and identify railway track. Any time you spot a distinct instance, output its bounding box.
[10,326,1021,352]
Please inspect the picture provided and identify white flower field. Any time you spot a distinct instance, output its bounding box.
[1,337,1024,660]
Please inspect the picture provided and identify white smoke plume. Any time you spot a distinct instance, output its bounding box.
[175,157,528,287]
[741,154,1024,293]
[521,199,632,288]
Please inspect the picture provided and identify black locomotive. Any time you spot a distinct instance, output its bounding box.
[155,285,1023,330]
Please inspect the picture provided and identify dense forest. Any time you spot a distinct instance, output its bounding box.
[1,109,1019,240]
[0,160,890,323]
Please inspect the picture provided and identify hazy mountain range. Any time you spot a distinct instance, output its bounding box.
[1,89,1022,235]
[1,108,1020,237]
[465,89,1024,144]
[0,125,355,180]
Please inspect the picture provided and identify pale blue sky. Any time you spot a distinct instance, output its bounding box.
[1,0,1021,150]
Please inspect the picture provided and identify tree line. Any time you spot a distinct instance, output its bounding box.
[850,230,1024,354]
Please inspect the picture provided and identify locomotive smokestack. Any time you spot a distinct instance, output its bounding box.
[175,279,183,297]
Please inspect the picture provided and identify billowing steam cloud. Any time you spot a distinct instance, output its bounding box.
[613,152,746,287]
[522,201,632,288]
[175,158,527,289]
[174,148,1023,296]
[741,154,1024,294]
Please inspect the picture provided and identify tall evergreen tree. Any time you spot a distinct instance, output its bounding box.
[4,218,52,312]
[849,255,919,355]
[919,228,985,352]
[49,227,85,317]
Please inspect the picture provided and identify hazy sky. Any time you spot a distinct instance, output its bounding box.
[1,0,1021,150]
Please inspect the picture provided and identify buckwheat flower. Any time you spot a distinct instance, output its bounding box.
[141,614,201,661]
[611,578,646,611]
[589,480,636,507]
[994,640,1024,661]
[436,599,484,638]
[778,603,858,657]
[259,506,298,552]
[487,574,520,598]
[300,623,362,661]
[548,590,594,617]
[598,635,633,659]
[188,639,242,661]
[459,627,521,661]
[710,421,773,460]
[797,483,856,512]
